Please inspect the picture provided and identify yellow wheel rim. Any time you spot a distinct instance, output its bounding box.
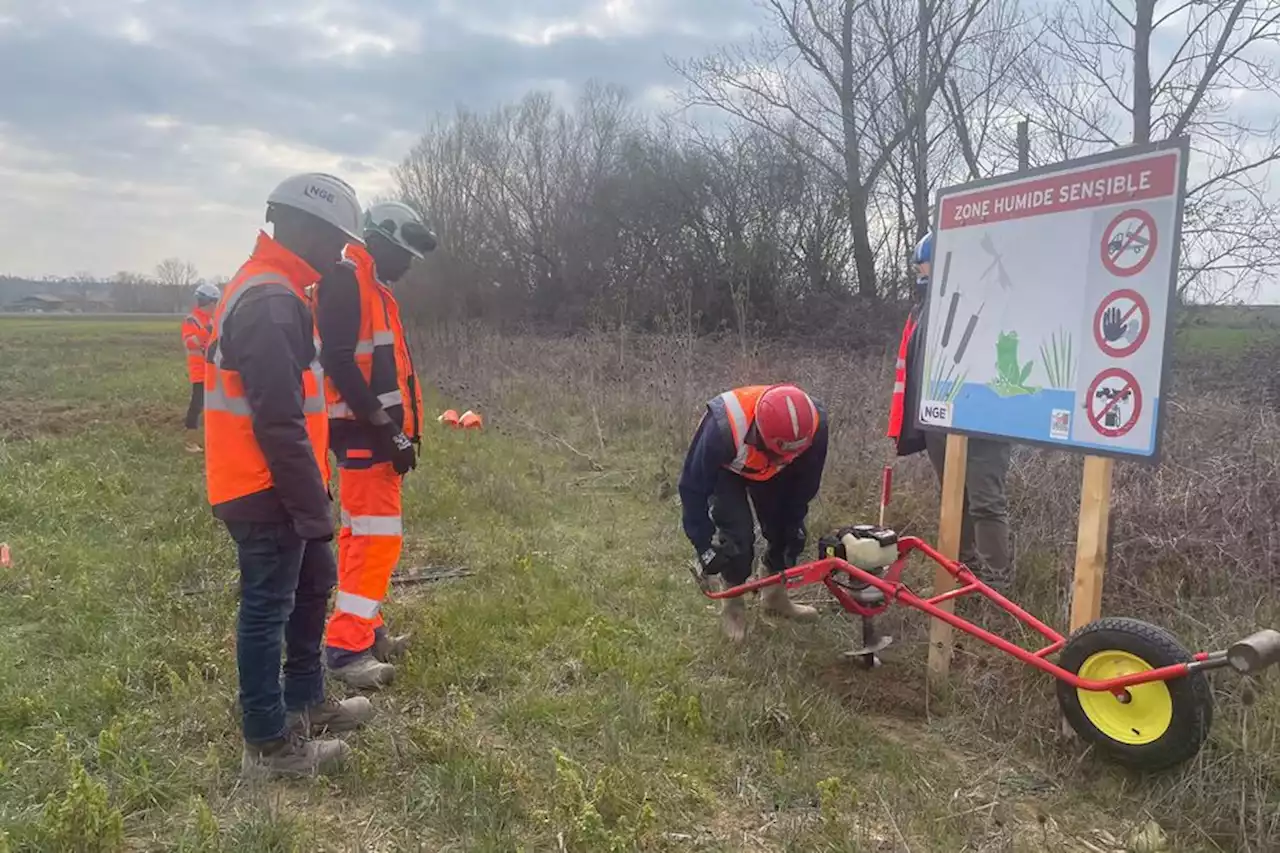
[1076,650,1173,745]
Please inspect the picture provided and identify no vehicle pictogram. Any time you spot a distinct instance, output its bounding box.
[1085,368,1143,439]
[1101,208,1157,277]
[1093,288,1150,358]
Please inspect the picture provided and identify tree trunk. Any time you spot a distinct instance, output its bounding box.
[848,179,878,297]
[1132,0,1154,144]
[912,0,932,233]
[842,0,878,297]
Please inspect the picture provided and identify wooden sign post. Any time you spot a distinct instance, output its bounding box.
[1069,456,1114,631]
[927,433,969,681]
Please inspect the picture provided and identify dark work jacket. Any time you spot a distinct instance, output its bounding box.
[678,400,830,554]
[897,301,928,458]
[211,284,333,541]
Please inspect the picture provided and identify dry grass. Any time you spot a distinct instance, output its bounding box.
[2,317,1277,851]
[422,323,1280,852]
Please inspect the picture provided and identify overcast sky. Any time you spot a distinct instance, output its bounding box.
[0,0,761,280]
[2,1,1276,293]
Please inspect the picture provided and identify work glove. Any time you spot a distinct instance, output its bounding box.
[379,423,418,475]
[689,544,732,594]
[783,524,807,568]
[698,545,733,577]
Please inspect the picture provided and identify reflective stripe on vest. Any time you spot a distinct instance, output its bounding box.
[887,315,917,439]
[708,386,784,482]
[324,244,417,435]
[205,275,326,418]
[204,262,329,507]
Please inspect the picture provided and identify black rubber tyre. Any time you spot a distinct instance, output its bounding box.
[1056,617,1213,772]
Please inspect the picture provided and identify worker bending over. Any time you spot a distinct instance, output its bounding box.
[889,231,1013,589]
[205,172,371,780]
[181,282,220,448]
[316,201,436,690]
[679,384,829,641]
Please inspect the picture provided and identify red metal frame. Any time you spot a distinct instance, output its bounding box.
[704,536,1210,696]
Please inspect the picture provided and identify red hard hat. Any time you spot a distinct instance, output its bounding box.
[754,384,818,458]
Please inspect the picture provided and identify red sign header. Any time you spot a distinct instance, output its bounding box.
[939,152,1178,230]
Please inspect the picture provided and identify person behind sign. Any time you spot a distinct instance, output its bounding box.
[888,231,1015,591]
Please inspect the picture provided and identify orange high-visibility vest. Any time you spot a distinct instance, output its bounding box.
[324,242,423,441]
[705,386,817,482]
[204,232,330,507]
[887,314,918,439]
[181,306,213,383]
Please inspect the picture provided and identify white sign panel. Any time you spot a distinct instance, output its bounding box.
[916,139,1188,460]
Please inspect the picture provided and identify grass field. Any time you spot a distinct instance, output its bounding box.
[0,317,1277,852]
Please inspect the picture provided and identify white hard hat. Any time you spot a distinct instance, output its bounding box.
[194,282,221,301]
[266,173,364,243]
[363,200,437,259]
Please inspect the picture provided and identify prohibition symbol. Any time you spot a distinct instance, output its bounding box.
[1093,288,1150,358]
[1101,208,1157,277]
[1085,367,1143,438]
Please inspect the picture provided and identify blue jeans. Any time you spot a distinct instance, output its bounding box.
[226,521,336,744]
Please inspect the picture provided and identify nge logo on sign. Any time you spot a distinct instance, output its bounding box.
[921,401,953,427]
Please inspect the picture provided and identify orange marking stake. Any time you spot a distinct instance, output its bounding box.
[437,409,460,427]
[0,543,10,568]
[459,410,484,430]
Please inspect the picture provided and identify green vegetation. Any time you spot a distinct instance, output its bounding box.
[1038,328,1075,390]
[0,317,1275,851]
[925,352,966,404]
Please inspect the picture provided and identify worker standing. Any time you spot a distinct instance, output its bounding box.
[204,172,372,780]
[180,282,220,451]
[679,384,829,642]
[889,231,1014,590]
[316,201,436,690]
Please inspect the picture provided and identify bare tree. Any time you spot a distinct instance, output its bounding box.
[155,258,199,289]
[1022,0,1280,302]
[672,0,997,297]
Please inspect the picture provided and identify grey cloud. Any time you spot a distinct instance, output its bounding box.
[0,0,753,161]
[0,0,760,275]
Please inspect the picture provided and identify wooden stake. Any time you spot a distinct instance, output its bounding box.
[1069,455,1114,632]
[1062,454,1114,738]
[928,433,969,682]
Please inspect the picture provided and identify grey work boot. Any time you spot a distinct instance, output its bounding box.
[721,597,747,643]
[329,652,395,691]
[287,696,374,737]
[240,730,350,781]
[373,631,411,664]
[761,583,818,621]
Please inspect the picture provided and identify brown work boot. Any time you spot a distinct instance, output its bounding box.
[761,583,818,621]
[240,730,350,781]
[721,597,747,643]
[287,696,374,737]
[373,632,411,663]
[329,652,395,691]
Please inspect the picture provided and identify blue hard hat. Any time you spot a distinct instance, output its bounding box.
[913,231,933,266]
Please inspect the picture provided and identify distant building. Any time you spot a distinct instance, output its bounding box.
[4,294,65,313]
[63,294,114,313]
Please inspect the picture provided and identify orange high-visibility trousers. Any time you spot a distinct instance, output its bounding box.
[325,462,403,653]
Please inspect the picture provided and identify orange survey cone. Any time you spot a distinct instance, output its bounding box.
[437,409,460,427]
[459,410,484,430]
